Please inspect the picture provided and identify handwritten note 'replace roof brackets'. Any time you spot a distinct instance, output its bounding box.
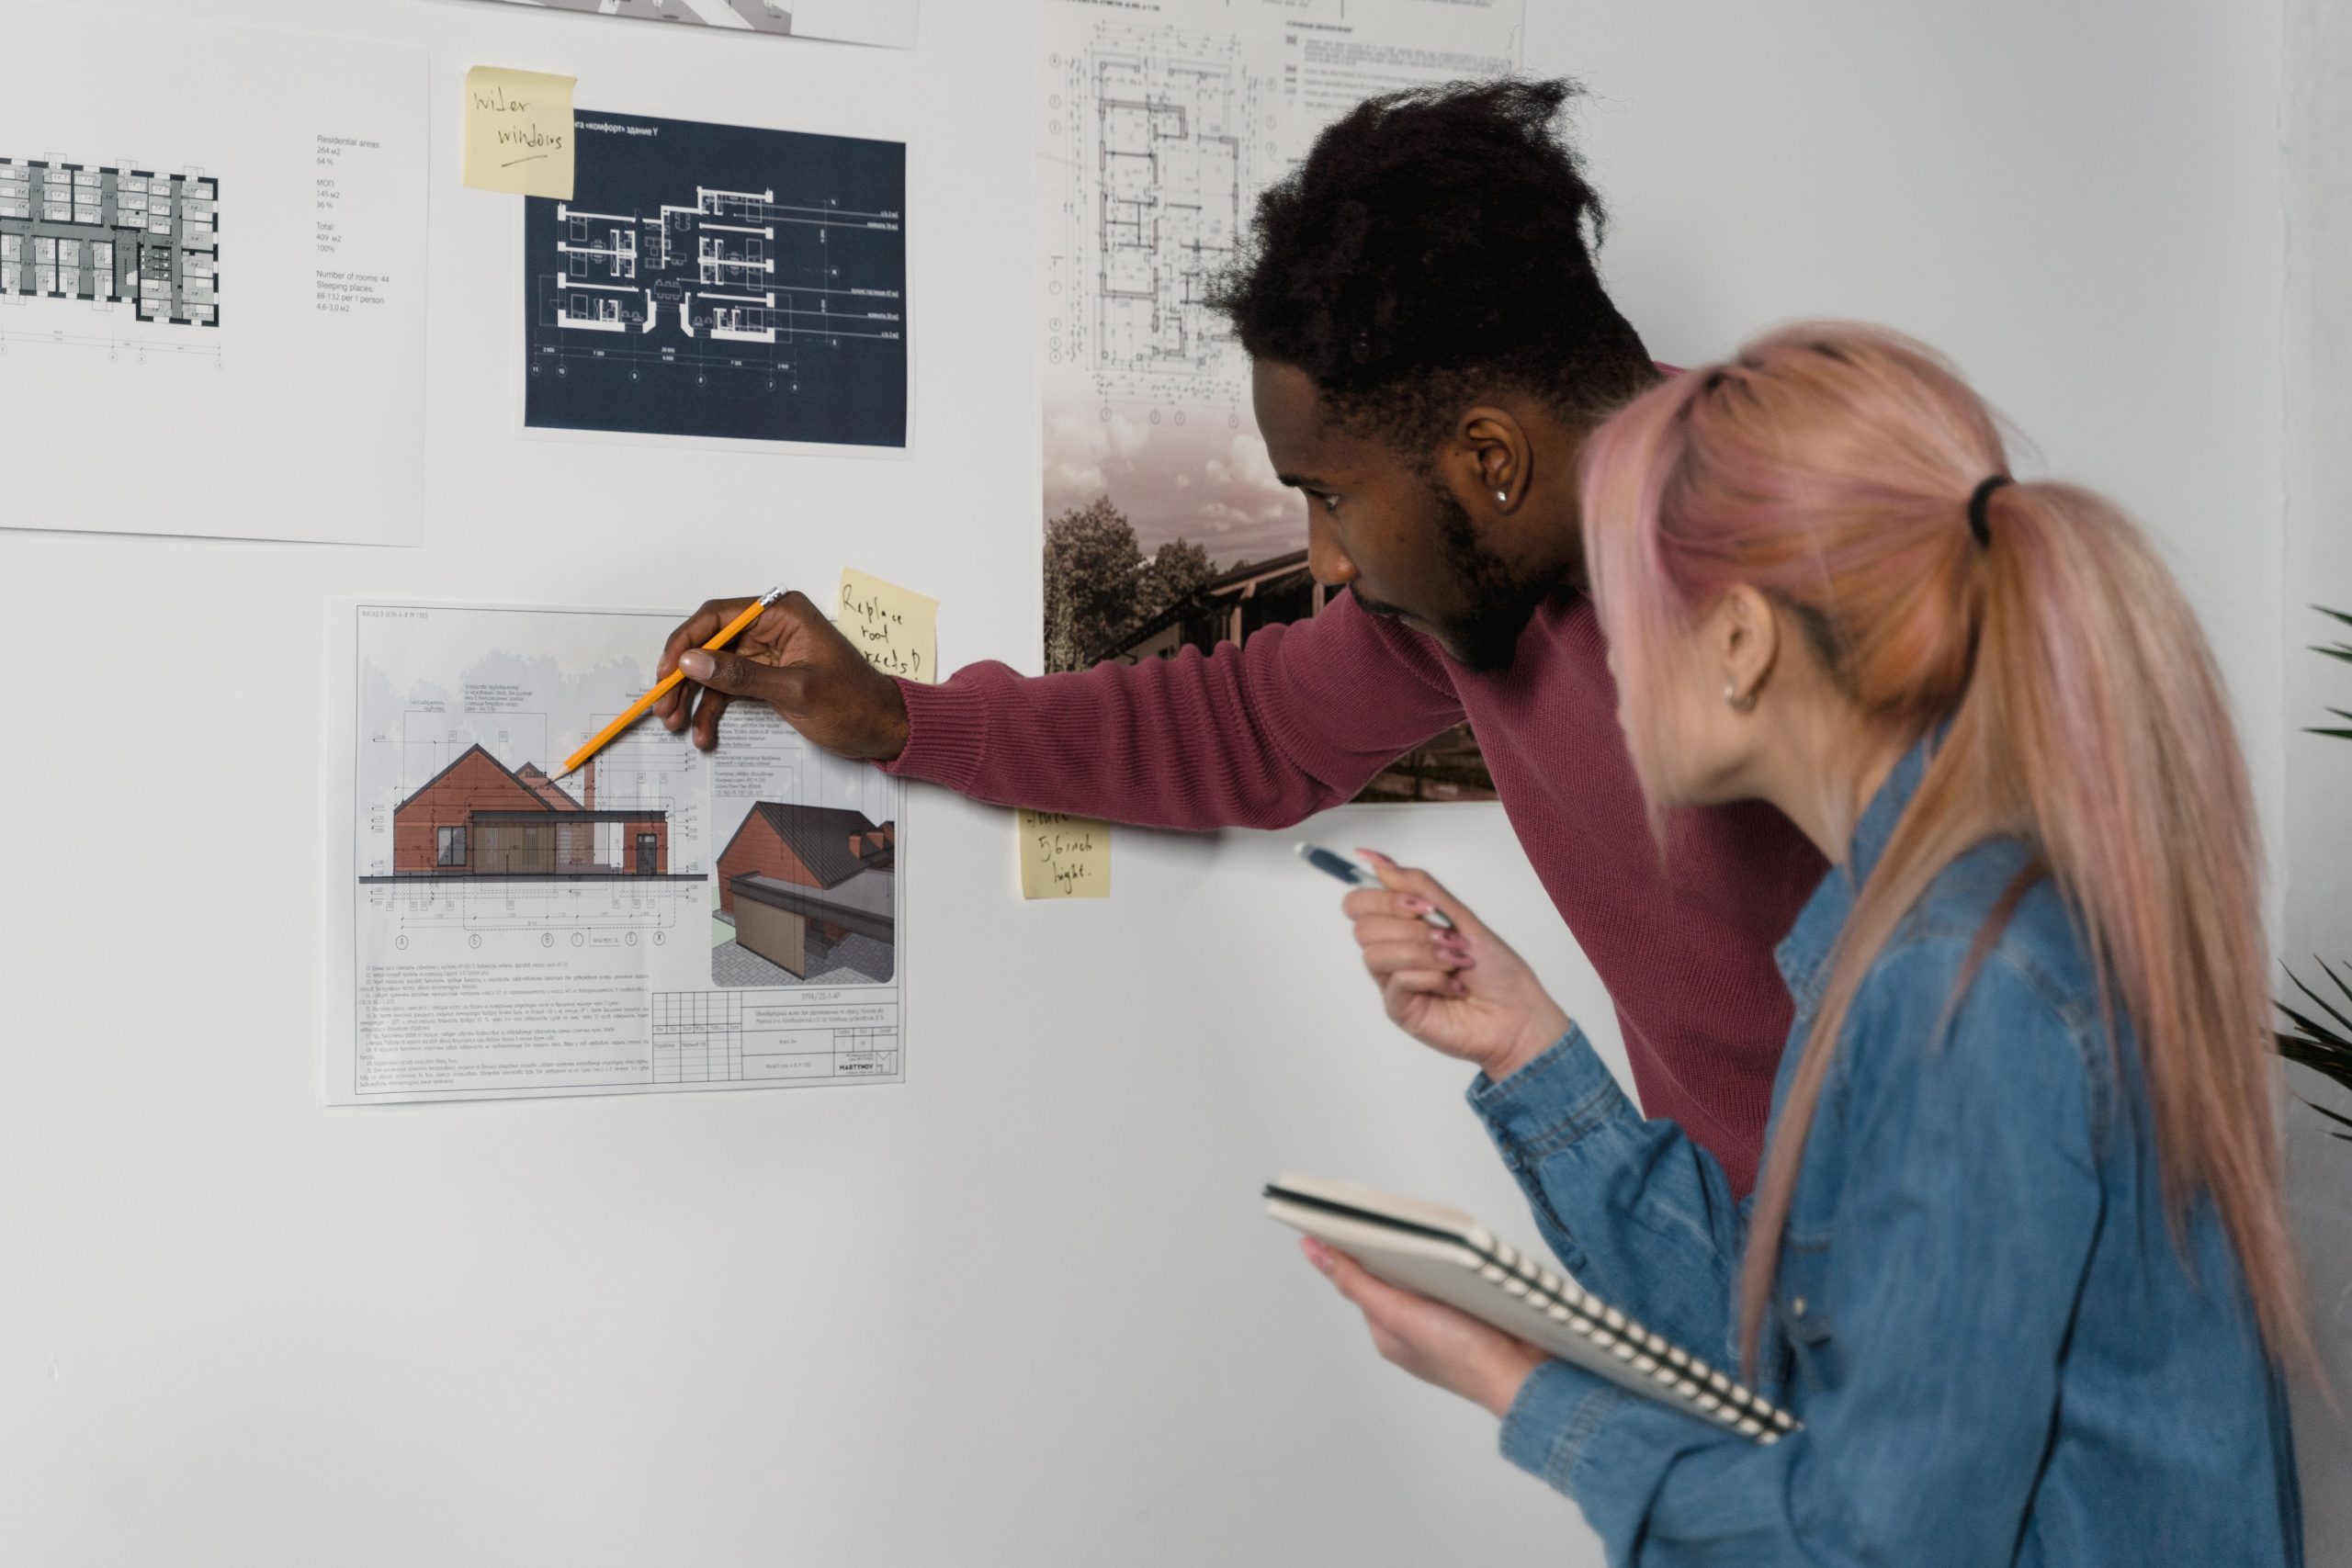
[837,568,939,685]
[462,65,575,199]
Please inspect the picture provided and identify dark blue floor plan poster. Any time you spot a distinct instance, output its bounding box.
[523,108,906,449]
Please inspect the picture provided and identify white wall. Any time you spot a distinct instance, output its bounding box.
[2283,0,2352,1556]
[0,2,2304,1564]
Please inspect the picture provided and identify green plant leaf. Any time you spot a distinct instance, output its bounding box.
[2286,962,2352,1035]
[2319,953,2352,1010]
[2315,604,2352,630]
[2301,1098,2352,1134]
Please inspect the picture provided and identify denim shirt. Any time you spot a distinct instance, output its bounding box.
[1471,734,2301,1566]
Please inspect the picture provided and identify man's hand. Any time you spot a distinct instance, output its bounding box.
[1340,852,1571,1083]
[1302,1238,1548,1420]
[654,592,910,761]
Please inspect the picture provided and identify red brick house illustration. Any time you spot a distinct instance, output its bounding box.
[716,803,894,976]
[392,743,669,876]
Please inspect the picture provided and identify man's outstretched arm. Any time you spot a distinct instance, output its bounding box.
[655,589,1467,830]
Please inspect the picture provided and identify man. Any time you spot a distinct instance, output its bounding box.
[653,80,1823,1193]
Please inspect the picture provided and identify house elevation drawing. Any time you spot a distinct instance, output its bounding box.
[0,157,219,326]
[385,743,676,879]
[524,108,907,447]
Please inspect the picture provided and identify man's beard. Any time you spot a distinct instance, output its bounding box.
[1356,483,1553,674]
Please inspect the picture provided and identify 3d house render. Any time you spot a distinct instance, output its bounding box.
[391,743,669,876]
[715,803,894,979]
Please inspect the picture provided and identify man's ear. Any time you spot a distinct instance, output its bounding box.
[1454,406,1533,514]
[1718,584,1781,707]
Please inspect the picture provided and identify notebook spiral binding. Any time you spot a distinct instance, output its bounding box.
[1469,1235,1800,1444]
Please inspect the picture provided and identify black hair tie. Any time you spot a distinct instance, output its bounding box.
[1966,474,2012,547]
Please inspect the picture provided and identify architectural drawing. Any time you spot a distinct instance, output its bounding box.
[0,157,218,326]
[1087,32,1250,398]
[331,600,906,1104]
[1035,0,1521,802]
[524,108,907,448]
[713,802,895,984]
[497,0,797,31]
[389,744,673,877]
[449,0,918,50]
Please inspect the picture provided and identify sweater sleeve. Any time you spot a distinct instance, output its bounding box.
[876,592,1467,829]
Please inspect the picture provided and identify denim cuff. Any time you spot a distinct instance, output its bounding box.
[1499,1359,1634,1498]
[879,674,989,790]
[1466,1026,1636,1163]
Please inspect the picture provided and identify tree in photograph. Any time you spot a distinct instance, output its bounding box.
[1140,536,1216,620]
[1044,495,1145,672]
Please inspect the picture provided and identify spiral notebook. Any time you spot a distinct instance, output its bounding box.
[1265,1175,1799,1445]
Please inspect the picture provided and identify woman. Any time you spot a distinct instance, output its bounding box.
[1306,324,2305,1563]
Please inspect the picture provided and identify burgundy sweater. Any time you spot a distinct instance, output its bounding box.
[881,590,1825,1194]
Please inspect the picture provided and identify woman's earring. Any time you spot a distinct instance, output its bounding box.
[1724,682,1757,713]
[1495,490,1508,504]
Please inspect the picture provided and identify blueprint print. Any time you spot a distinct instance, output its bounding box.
[328,601,906,1104]
[523,108,907,449]
[451,0,917,50]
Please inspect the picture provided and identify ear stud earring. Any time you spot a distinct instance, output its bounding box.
[1724,682,1757,713]
[1495,490,1508,504]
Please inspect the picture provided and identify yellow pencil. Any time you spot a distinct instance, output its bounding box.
[556,587,785,780]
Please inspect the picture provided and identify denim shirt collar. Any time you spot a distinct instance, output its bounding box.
[1772,728,1940,1021]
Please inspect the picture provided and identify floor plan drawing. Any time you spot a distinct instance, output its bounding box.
[1086,31,1250,400]
[0,157,219,327]
[329,600,907,1104]
[524,108,907,449]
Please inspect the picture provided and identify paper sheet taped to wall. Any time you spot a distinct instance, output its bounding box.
[324,599,909,1104]
[461,65,574,198]
[1018,809,1109,900]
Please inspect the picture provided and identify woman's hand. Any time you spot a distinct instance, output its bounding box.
[1340,852,1572,1082]
[1302,1237,1548,1419]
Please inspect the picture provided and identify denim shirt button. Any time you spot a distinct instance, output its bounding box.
[1792,1296,1807,1318]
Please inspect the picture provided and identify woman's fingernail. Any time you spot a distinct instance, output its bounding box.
[1301,1238,1336,1274]
[1357,848,1391,864]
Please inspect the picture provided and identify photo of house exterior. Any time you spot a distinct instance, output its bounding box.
[390,743,670,876]
[712,802,895,985]
[1089,547,1498,803]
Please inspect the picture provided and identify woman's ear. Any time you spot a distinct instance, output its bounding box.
[1717,584,1781,711]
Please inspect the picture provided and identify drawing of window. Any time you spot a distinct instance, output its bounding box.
[437,825,467,867]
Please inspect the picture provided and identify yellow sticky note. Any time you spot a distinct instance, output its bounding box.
[462,65,575,198]
[838,568,940,684]
[1017,810,1110,899]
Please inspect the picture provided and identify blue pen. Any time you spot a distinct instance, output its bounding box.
[1295,842,1457,931]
